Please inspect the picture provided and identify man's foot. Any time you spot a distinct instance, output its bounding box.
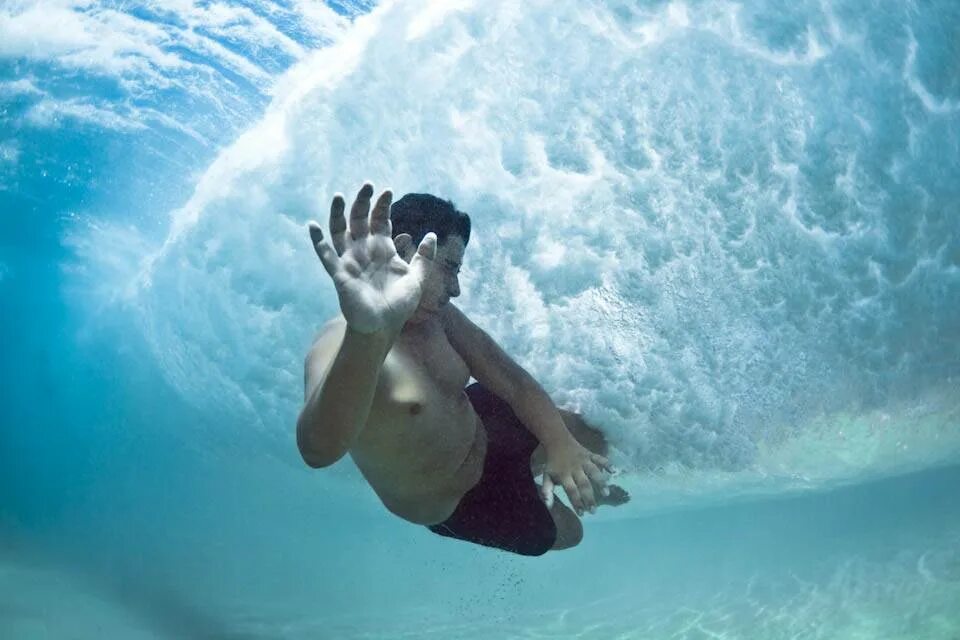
[598,484,630,507]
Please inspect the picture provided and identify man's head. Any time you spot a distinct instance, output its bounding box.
[391,193,470,319]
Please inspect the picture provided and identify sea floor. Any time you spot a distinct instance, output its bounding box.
[2,464,958,639]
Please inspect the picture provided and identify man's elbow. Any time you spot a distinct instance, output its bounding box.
[298,446,335,469]
[296,415,344,469]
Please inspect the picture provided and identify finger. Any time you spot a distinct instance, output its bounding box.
[369,189,393,236]
[308,221,339,277]
[583,460,608,491]
[562,478,584,515]
[591,453,615,474]
[349,182,373,242]
[540,474,555,509]
[389,233,437,312]
[416,232,437,258]
[575,470,597,513]
[329,193,347,256]
[393,233,413,260]
[406,232,437,283]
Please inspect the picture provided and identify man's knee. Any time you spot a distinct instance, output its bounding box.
[549,501,584,550]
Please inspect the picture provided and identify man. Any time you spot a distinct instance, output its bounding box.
[297,183,628,556]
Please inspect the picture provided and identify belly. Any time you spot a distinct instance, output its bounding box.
[374,426,487,525]
[352,403,489,526]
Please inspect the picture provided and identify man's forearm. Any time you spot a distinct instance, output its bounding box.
[509,375,577,451]
[297,326,395,467]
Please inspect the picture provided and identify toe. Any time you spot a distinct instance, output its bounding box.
[599,484,631,506]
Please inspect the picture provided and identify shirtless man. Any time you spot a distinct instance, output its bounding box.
[297,183,628,556]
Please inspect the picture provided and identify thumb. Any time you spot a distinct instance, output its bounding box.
[407,232,437,283]
[540,474,555,509]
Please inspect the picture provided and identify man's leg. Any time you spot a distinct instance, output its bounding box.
[549,499,583,550]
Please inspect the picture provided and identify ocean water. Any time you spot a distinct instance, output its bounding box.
[1,0,958,638]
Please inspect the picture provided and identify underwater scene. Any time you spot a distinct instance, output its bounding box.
[1,0,959,637]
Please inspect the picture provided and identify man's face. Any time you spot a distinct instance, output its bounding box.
[405,235,465,319]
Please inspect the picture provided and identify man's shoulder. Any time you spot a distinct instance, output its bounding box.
[439,303,489,346]
[438,303,469,335]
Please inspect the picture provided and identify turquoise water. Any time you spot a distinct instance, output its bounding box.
[2,0,958,637]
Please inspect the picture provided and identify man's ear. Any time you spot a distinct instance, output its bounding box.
[393,233,414,260]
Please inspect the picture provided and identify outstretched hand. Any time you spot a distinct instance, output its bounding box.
[308,183,437,335]
[540,440,614,516]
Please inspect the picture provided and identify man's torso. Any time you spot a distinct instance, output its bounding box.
[326,316,489,525]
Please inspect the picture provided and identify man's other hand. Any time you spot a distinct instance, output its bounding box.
[540,441,613,516]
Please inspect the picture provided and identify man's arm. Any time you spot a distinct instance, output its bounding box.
[440,304,613,516]
[296,320,395,468]
[297,182,436,468]
[439,304,577,451]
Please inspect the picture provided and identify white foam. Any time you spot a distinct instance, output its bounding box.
[25,97,146,131]
[0,140,19,165]
[70,0,960,487]
[904,30,960,115]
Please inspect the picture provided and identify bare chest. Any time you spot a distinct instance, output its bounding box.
[398,323,472,399]
[350,321,483,515]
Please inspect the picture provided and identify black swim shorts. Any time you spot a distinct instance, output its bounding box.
[426,382,557,556]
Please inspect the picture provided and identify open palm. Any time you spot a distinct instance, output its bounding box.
[309,183,436,334]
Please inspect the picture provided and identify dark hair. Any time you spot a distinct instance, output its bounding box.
[390,193,471,246]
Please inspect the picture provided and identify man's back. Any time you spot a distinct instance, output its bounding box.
[305,315,488,525]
